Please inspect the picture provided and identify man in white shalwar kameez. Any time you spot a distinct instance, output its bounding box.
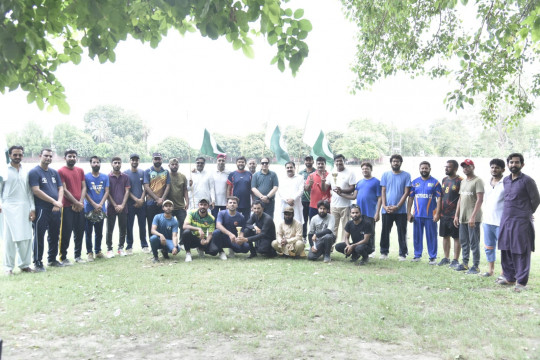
[278,162,304,225]
[0,146,35,275]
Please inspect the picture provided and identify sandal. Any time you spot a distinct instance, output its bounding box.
[480,272,492,277]
[496,278,516,286]
[514,284,527,292]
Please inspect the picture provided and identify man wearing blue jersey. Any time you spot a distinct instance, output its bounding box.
[28,149,64,271]
[380,155,411,260]
[342,162,381,255]
[84,156,109,261]
[149,200,179,263]
[407,161,442,264]
[208,196,249,259]
[227,156,252,220]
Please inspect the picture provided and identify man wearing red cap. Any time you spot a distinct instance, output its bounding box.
[453,159,484,274]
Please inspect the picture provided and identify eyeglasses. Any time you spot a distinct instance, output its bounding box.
[153,157,162,160]
[261,162,269,165]
[196,162,204,165]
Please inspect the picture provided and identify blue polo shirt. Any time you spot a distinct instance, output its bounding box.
[216,209,246,234]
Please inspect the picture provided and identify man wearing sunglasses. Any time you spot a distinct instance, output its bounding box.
[251,157,279,218]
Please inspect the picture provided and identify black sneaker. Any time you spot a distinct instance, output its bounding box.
[454,263,469,271]
[34,262,46,272]
[437,258,450,266]
[466,265,480,275]
[152,257,159,264]
[47,260,65,267]
[448,259,460,269]
[245,253,258,260]
[161,248,169,259]
[356,257,369,266]
[61,259,73,266]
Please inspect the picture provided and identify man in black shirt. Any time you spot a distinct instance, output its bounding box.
[335,204,373,265]
[241,200,276,259]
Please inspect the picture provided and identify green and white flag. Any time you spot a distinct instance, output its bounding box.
[200,128,225,157]
[0,135,8,182]
[310,130,334,167]
[266,125,290,165]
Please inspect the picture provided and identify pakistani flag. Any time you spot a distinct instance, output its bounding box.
[267,125,290,165]
[0,135,8,183]
[200,128,225,157]
[311,130,334,167]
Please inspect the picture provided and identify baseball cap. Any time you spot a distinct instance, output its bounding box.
[129,153,139,159]
[217,153,226,159]
[152,152,162,158]
[162,200,173,206]
[199,198,209,204]
[461,159,474,167]
[283,206,294,214]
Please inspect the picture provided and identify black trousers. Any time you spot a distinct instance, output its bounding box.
[181,229,209,253]
[302,201,310,239]
[335,241,370,260]
[244,228,276,256]
[380,213,408,257]
[146,204,163,239]
[59,206,86,260]
[106,212,127,251]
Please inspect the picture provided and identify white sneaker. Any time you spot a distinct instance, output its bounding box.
[142,247,150,254]
[197,248,205,257]
[368,253,374,258]
[126,249,133,255]
[379,254,388,260]
[398,256,407,261]
[185,253,192,262]
[219,252,227,261]
[118,249,127,257]
[106,250,115,259]
[75,257,86,263]
[228,250,236,258]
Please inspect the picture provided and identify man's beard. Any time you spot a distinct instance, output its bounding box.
[319,212,327,218]
[284,217,293,225]
[92,166,100,172]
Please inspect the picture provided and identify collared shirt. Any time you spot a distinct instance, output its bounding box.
[187,169,215,209]
[1,163,34,209]
[305,171,332,209]
[213,169,230,206]
[483,178,505,226]
[277,219,303,244]
[227,170,252,209]
[107,172,130,214]
[245,212,276,242]
[124,168,145,206]
[278,174,304,224]
[185,209,215,238]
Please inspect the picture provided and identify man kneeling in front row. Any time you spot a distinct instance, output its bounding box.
[244,200,277,259]
[272,206,306,258]
[308,200,336,263]
[335,204,373,266]
[149,200,180,263]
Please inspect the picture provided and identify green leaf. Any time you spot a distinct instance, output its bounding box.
[298,19,312,32]
[242,44,254,58]
[27,92,36,104]
[284,8,292,17]
[233,39,242,50]
[293,9,304,19]
[57,100,71,115]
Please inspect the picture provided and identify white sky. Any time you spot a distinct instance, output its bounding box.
[0,0,491,147]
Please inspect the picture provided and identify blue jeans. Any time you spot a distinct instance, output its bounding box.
[483,223,499,263]
[149,235,180,258]
[85,219,104,254]
[127,204,147,249]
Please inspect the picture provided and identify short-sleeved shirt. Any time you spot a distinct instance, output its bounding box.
[483,179,505,226]
[144,166,170,206]
[299,168,316,202]
[58,166,85,208]
[305,171,332,209]
[409,176,442,218]
[152,213,179,240]
[355,177,381,218]
[440,176,463,218]
[344,216,374,244]
[459,176,485,223]
[227,170,252,209]
[84,173,109,213]
[84,172,109,213]
[214,170,230,206]
[28,166,63,209]
[216,209,246,235]
[329,168,356,208]
[251,171,279,196]
[107,172,130,215]
[380,171,411,214]
[185,210,215,238]
[168,172,188,210]
[124,168,145,206]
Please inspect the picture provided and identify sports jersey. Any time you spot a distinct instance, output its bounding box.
[409,176,442,218]
[440,176,462,218]
[355,177,381,218]
[28,166,63,209]
[84,172,109,213]
[186,210,215,238]
[152,213,179,239]
[216,209,246,234]
[227,170,252,209]
[143,166,170,205]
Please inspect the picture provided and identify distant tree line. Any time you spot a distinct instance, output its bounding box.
[7,105,540,163]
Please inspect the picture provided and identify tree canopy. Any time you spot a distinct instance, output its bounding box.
[1,0,312,113]
[342,0,540,127]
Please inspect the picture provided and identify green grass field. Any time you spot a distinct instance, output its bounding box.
[1,221,539,360]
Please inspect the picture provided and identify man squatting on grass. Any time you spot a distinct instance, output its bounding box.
[150,200,180,263]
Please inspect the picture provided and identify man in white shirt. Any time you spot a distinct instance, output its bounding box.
[481,158,505,277]
[1,145,35,275]
[278,161,304,225]
[188,157,215,210]
[212,154,230,218]
[328,154,356,241]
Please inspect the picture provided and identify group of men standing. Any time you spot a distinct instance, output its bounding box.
[1,147,538,292]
